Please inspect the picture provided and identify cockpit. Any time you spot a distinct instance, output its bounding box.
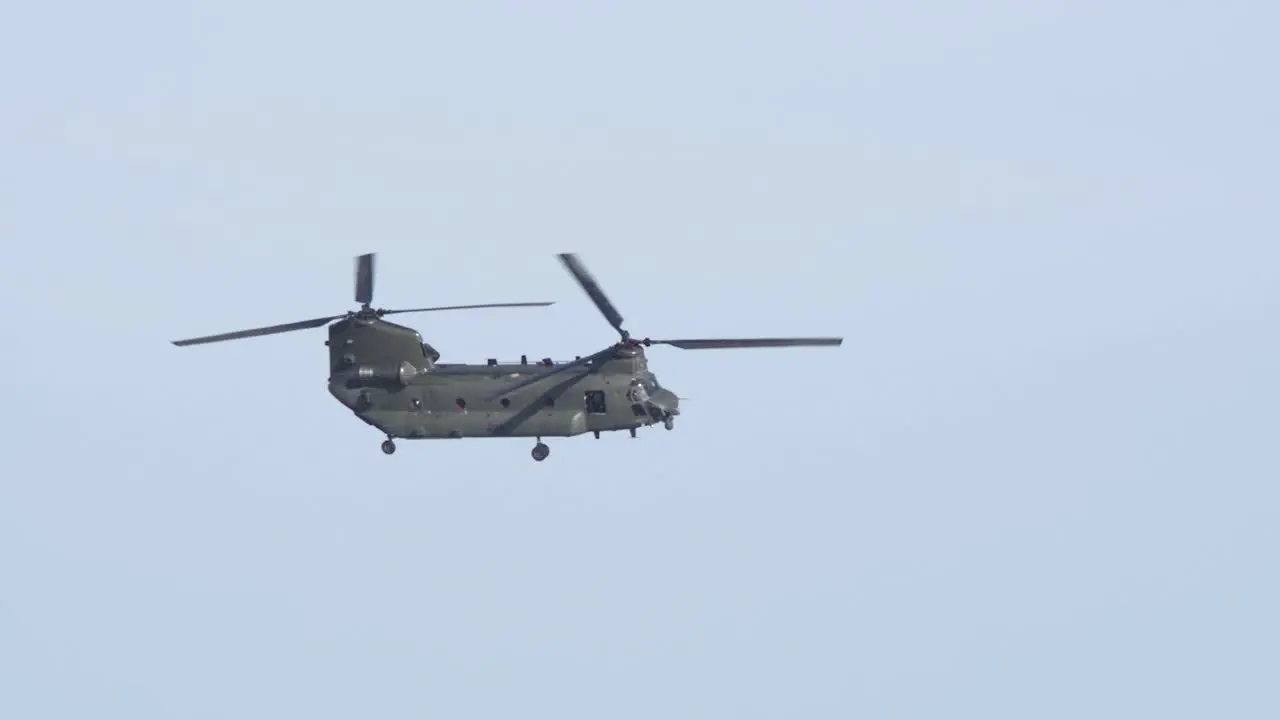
[627,374,662,403]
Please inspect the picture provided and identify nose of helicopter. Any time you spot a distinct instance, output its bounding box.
[652,388,680,415]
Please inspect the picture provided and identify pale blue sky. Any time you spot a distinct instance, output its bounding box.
[2,2,1277,718]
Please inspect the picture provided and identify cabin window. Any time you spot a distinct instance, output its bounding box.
[500,398,511,408]
[584,390,607,414]
[455,397,467,410]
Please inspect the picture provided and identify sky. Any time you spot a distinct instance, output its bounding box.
[1,1,1277,718]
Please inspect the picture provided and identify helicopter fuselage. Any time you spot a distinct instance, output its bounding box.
[324,316,679,442]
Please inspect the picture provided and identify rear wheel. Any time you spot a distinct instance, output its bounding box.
[531,442,550,461]
[381,439,396,455]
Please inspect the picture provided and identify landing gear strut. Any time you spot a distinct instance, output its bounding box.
[531,441,550,462]
[381,439,396,455]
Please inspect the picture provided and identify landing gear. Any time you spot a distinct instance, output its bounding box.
[381,439,396,455]
[531,442,550,462]
[663,416,675,431]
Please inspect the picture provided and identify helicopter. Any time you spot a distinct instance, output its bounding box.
[172,252,842,461]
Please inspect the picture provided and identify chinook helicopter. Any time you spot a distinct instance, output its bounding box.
[172,252,842,461]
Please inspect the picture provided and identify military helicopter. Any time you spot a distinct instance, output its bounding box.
[172,252,842,461]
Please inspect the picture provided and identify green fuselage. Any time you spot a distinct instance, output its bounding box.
[325,316,678,440]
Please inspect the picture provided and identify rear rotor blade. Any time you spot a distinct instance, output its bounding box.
[378,301,555,316]
[650,337,843,350]
[486,347,613,401]
[557,253,627,337]
[172,315,342,346]
[354,253,375,306]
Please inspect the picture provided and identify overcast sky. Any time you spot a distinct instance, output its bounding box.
[2,2,1277,718]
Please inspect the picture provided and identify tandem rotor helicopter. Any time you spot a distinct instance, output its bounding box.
[172,253,842,461]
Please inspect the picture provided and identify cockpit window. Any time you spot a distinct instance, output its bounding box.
[627,375,663,403]
[627,378,651,403]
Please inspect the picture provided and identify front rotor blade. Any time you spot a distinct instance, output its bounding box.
[378,301,555,316]
[557,253,626,336]
[172,315,341,346]
[354,253,375,306]
[652,337,843,349]
[486,347,612,401]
